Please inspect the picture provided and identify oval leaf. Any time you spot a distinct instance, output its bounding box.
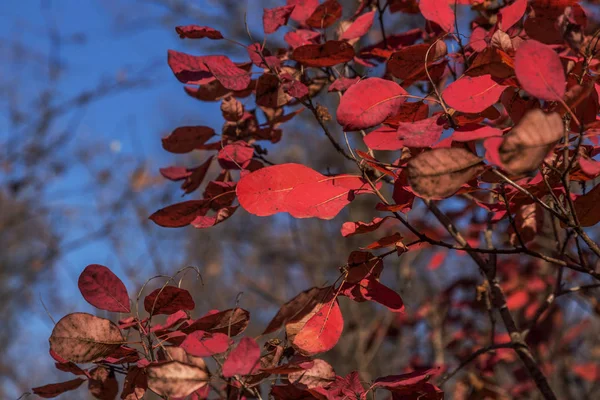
[49,313,125,363]
[291,40,354,67]
[147,361,209,398]
[180,331,231,357]
[33,378,86,399]
[78,264,130,313]
[515,40,566,101]
[292,299,343,355]
[144,286,195,315]
[337,78,408,131]
[443,75,507,114]
[222,337,261,377]
[407,148,484,199]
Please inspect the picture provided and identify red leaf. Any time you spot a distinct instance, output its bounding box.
[175,25,223,40]
[287,0,319,23]
[579,157,600,178]
[452,126,503,142]
[514,40,566,101]
[144,286,195,315]
[202,56,252,91]
[285,29,321,48]
[419,0,455,32]
[222,337,261,377]
[191,206,238,229]
[236,163,370,220]
[149,200,208,228]
[443,75,507,113]
[387,42,447,83]
[328,76,360,92]
[263,5,296,34]
[162,126,215,154]
[33,378,86,398]
[498,0,528,31]
[264,287,332,334]
[363,126,403,150]
[340,11,376,40]
[182,308,250,336]
[384,101,430,126]
[180,331,231,357]
[361,232,403,250]
[398,116,444,147]
[306,0,342,28]
[359,277,405,312]
[341,217,391,237]
[217,141,254,169]
[372,368,439,390]
[292,299,344,355]
[291,40,355,67]
[78,264,130,313]
[160,166,191,181]
[337,78,408,131]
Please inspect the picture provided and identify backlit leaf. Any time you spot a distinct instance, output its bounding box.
[78,264,130,313]
[222,337,261,377]
[147,361,209,398]
[407,148,484,199]
[515,40,566,101]
[264,287,332,334]
[292,299,343,355]
[337,78,408,131]
[419,0,455,32]
[180,331,231,357]
[49,313,125,363]
[263,5,296,34]
[340,11,375,40]
[443,75,507,113]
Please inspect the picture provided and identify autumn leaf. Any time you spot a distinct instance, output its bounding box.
[292,299,344,355]
[144,286,195,315]
[222,337,261,377]
[291,40,355,67]
[443,75,507,114]
[175,25,223,40]
[514,40,566,101]
[407,148,484,199]
[77,264,130,313]
[49,313,126,363]
[147,361,209,398]
[419,0,455,32]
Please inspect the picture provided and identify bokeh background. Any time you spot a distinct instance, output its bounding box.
[3,1,600,399]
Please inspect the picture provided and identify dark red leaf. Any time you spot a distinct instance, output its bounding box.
[182,308,250,336]
[78,264,130,313]
[291,40,355,67]
[149,200,208,228]
[175,25,223,40]
[359,277,405,312]
[287,0,319,23]
[33,378,86,398]
[144,286,195,315]
[341,217,391,237]
[306,0,342,28]
[162,126,215,154]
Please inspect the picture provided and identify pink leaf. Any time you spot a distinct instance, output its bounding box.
[222,337,261,377]
[340,11,376,40]
[363,126,403,151]
[514,40,566,101]
[398,116,444,148]
[337,78,408,131]
[180,331,231,357]
[443,75,507,113]
[287,0,319,23]
[78,264,130,313]
[498,0,528,31]
[419,0,455,32]
[217,141,254,169]
[263,5,296,34]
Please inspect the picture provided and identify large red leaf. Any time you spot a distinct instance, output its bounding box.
[264,287,332,334]
[33,378,86,398]
[363,126,403,150]
[180,331,231,357]
[162,126,215,154]
[236,163,370,219]
[291,40,355,67]
[263,5,296,34]
[78,264,130,313]
[340,11,375,40]
[292,299,344,355]
[144,286,195,315]
[442,75,507,113]
[337,78,408,131]
[514,40,566,101]
[222,337,261,377]
[419,0,455,32]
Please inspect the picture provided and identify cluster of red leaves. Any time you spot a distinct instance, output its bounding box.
[32,264,438,399]
[34,0,600,398]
